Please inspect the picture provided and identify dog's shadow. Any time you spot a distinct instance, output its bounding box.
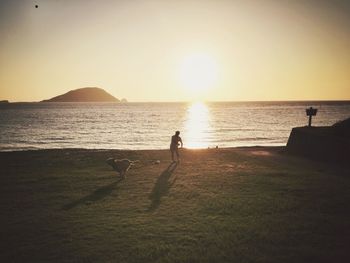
[148,162,178,211]
[62,178,123,210]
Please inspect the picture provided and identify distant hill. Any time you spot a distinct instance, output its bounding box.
[42,87,120,102]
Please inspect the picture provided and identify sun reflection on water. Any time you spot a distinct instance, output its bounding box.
[183,102,211,149]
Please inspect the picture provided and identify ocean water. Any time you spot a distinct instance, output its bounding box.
[0,101,349,151]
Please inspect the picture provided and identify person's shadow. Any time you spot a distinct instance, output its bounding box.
[62,178,123,210]
[148,162,178,211]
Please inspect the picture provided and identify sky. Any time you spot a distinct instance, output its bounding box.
[0,0,349,102]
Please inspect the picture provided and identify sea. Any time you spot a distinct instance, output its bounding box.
[0,101,349,151]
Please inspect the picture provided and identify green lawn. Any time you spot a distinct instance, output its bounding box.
[0,148,349,262]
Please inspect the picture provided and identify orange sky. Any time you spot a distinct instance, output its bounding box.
[0,0,349,102]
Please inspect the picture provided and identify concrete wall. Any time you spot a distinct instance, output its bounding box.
[286,127,350,164]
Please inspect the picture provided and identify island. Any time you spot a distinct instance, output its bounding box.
[41,87,120,102]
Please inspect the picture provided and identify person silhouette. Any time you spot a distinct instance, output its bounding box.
[170,131,183,162]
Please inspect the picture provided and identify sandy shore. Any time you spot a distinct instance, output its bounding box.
[1,147,349,262]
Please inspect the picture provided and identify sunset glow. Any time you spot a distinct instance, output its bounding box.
[179,53,218,96]
[0,0,350,102]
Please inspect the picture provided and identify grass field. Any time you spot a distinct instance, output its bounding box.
[1,147,349,262]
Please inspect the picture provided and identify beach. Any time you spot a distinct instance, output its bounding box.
[2,1,350,261]
[1,147,349,262]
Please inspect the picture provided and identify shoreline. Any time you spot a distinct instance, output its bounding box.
[0,145,286,153]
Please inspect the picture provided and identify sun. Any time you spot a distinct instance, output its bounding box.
[179,53,219,94]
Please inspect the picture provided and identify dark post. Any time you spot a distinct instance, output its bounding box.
[306,107,317,127]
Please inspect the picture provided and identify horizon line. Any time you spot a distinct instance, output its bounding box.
[4,99,350,104]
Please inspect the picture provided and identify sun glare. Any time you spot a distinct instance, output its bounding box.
[184,102,211,149]
[179,53,219,95]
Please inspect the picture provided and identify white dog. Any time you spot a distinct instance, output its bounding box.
[106,158,139,179]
